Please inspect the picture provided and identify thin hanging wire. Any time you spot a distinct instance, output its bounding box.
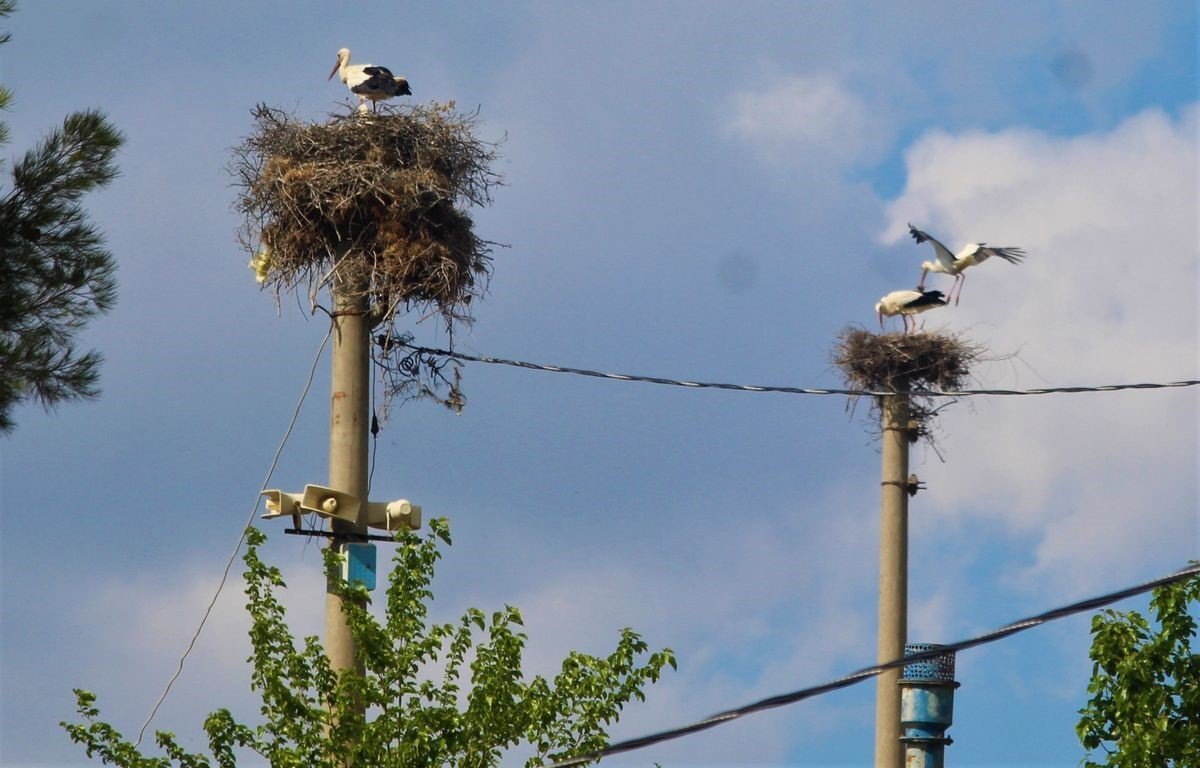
[135,326,333,747]
[545,561,1200,767]
[399,343,1199,398]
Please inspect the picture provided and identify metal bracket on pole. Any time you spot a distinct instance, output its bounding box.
[881,474,926,497]
[283,528,405,543]
[906,419,921,444]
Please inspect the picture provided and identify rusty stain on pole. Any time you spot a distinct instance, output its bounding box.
[900,643,959,768]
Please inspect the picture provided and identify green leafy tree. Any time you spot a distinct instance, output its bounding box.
[64,520,675,766]
[1076,570,1200,767]
[0,0,123,433]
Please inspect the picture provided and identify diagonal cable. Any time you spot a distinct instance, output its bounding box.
[546,561,1200,767]
[134,326,332,747]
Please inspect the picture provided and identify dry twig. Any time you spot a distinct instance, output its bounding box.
[232,102,502,409]
[833,327,981,442]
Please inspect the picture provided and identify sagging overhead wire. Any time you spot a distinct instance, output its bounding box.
[134,325,333,747]
[545,561,1200,768]
[397,343,1199,398]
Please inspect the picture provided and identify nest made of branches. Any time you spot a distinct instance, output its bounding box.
[233,102,501,327]
[232,102,502,412]
[833,328,982,441]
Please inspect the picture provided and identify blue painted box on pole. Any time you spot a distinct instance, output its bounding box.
[344,542,377,591]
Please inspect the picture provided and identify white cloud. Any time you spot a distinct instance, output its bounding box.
[726,73,887,168]
[484,480,884,764]
[70,506,875,766]
[881,104,1199,592]
[71,554,328,740]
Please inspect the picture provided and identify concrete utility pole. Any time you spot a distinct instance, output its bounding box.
[253,255,420,755]
[874,394,910,768]
[325,268,371,695]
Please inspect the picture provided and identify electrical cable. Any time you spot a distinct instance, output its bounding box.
[134,326,333,747]
[545,561,1200,768]
[368,361,379,497]
[130,331,1195,748]
[400,343,1199,398]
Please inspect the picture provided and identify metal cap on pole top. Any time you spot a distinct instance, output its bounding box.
[899,643,960,768]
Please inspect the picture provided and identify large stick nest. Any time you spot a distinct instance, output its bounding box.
[233,102,500,324]
[232,103,502,411]
[833,328,982,443]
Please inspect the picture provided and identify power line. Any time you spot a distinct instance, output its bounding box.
[399,344,1199,398]
[545,561,1200,768]
[135,326,333,747]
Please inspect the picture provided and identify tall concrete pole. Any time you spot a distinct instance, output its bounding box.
[325,263,370,697]
[874,394,910,768]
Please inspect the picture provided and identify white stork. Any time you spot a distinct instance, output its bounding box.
[328,48,412,113]
[909,224,1026,305]
[876,289,947,333]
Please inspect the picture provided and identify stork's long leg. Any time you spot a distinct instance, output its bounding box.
[954,273,965,306]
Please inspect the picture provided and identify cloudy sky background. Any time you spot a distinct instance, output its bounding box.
[2,1,1196,765]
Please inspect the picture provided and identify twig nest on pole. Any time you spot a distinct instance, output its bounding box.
[235,103,499,321]
[233,103,501,410]
[833,328,981,442]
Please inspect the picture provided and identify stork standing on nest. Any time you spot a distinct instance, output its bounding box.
[328,48,412,113]
[876,289,947,333]
[908,224,1026,305]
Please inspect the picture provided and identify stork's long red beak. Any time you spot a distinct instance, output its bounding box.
[328,60,340,81]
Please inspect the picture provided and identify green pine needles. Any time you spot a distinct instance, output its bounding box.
[64,520,675,767]
[0,0,124,432]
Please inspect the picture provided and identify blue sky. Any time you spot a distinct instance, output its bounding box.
[1,1,1196,765]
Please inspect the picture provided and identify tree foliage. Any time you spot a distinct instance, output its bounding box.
[63,520,675,766]
[1076,570,1200,767]
[0,0,123,433]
